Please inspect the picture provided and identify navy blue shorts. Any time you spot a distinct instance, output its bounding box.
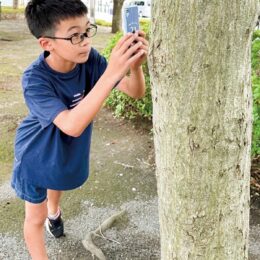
[11,177,47,204]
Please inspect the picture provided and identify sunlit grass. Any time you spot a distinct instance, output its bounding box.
[1,7,25,14]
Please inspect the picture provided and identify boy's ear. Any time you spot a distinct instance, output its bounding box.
[38,37,54,51]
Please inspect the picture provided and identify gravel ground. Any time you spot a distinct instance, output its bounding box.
[0,197,160,260]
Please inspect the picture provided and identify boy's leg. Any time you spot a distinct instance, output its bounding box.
[24,200,48,260]
[45,189,64,238]
[47,189,62,215]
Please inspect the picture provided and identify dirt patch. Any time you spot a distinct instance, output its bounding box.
[251,156,260,204]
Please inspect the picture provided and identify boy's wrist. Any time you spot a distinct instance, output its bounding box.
[130,65,143,74]
[101,72,120,89]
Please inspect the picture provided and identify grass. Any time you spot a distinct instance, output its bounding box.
[95,19,112,27]
[1,7,25,14]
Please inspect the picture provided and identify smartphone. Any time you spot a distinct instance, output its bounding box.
[122,5,140,34]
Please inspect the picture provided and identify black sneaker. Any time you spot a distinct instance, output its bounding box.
[45,212,64,238]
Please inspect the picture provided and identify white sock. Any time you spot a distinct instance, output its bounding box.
[48,208,61,220]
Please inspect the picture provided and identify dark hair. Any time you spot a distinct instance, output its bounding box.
[25,0,88,38]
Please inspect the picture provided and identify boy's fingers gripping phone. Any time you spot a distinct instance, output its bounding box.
[122,5,140,35]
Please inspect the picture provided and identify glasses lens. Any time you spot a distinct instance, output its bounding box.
[71,34,82,44]
[87,26,97,38]
[70,25,97,44]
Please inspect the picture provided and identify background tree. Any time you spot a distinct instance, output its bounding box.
[149,0,259,259]
[89,0,95,24]
[112,0,124,33]
[13,0,18,9]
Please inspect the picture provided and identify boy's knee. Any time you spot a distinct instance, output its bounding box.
[25,212,47,226]
[25,201,48,226]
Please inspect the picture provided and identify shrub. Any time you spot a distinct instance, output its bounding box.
[102,20,152,120]
[252,29,260,41]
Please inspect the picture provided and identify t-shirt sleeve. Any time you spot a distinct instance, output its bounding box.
[23,75,67,129]
[97,53,107,78]
[93,49,108,86]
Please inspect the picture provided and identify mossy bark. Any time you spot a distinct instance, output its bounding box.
[149,1,259,259]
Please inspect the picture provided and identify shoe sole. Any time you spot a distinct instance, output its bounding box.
[45,218,56,238]
[45,218,65,238]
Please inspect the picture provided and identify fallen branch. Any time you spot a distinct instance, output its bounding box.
[82,210,126,260]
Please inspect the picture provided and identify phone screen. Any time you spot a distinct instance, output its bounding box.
[122,6,140,34]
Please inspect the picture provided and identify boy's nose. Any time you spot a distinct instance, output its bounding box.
[80,36,91,46]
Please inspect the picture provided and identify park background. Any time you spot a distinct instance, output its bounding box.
[0,1,259,259]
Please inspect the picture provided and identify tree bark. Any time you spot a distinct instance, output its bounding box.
[112,0,124,33]
[149,1,259,259]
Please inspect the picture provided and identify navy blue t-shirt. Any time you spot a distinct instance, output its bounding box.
[12,48,107,190]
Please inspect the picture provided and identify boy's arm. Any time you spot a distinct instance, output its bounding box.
[116,66,145,99]
[53,33,145,137]
[116,30,148,98]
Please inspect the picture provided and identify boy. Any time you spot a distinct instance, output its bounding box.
[11,0,148,259]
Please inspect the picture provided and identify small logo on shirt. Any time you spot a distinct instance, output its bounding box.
[69,91,85,108]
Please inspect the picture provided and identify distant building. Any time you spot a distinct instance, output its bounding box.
[90,0,114,22]
[1,0,150,20]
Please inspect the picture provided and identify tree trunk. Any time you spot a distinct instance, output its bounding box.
[149,1,259,259]
[89,0,95,24]
[112,0,124,33]
[13,0,18,9]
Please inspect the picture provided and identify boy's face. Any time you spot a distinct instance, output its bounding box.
[42,15,92,66]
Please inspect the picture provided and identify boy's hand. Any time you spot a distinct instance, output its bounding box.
[130,31,149,70]
[104,33,146,83]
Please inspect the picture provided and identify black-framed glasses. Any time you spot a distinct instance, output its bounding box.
[43,24,97,45]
